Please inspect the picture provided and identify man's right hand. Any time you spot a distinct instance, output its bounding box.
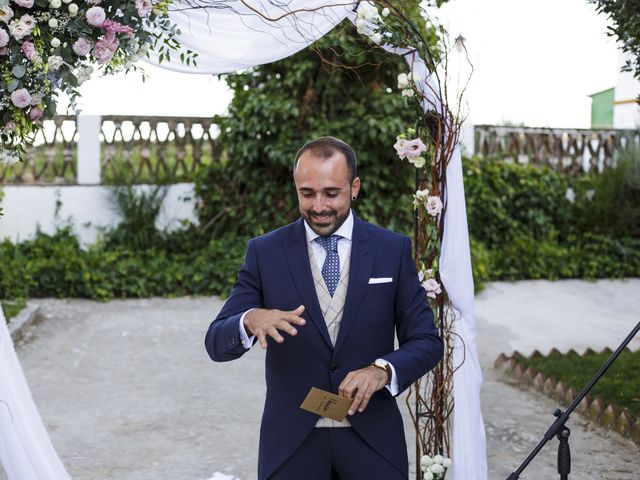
[244,305,306,349]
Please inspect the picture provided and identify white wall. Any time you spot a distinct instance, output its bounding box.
[0,183,198,246]
[614,51,640,129]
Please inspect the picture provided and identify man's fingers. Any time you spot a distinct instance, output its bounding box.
[256,331,268,349]
[267,327,284,343]
[338,372,355,397]
[357,387,374,413]
[276,320,298,336]
[349,387,364,415]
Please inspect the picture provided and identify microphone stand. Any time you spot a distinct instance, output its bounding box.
[506,320,640,480]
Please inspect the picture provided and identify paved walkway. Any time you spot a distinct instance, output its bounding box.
[2,279,639,479]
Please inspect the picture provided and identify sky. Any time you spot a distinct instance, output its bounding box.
[61,0,621,128]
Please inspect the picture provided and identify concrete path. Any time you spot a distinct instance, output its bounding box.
[2,279,639,479]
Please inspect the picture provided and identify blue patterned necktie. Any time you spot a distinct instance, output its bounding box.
[315,235,341,296]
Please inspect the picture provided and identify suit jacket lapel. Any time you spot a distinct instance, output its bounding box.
[334,216,376,357]
[282,218,333,349]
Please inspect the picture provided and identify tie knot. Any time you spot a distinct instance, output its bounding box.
[315,235,340,253]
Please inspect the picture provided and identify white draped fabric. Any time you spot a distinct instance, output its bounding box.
[0,308,71,480]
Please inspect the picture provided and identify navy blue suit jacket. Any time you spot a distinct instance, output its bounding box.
[205,215,443,479]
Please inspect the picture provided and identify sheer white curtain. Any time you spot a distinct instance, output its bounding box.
[0,307,71,480]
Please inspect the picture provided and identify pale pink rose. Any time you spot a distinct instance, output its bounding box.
[421,278,442,299]
[10,88,31,108]
[21,40,38,60]
[13,0,34,8]
[92,34,118,64]
[48,55,64,71]
[393,136,407,158]
[4,121,16,132]
[401,138,427,158]
[135,0,152,17]
[0,6,14,24]
[85,6,106,26]
[29,106,43,121]
[8,19,28,40]
[72,37,91,56]
[0,28,8,47]
[19,14,35,31]
[426,195,443,217]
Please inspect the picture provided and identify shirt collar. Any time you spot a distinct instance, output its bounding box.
[304,210,354,244]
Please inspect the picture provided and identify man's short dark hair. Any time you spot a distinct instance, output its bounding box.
[293,136,358,183]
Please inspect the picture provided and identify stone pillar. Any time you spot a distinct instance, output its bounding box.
[77,114,102,184]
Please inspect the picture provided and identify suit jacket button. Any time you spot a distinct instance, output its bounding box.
[330,364,338,373]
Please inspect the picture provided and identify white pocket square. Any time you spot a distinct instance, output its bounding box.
[368,277,393,284]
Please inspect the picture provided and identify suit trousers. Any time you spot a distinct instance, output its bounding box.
[268,427,407,480]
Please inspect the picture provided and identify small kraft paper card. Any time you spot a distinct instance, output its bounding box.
[300,387,354,422]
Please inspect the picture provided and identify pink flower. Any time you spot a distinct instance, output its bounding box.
[93,34,118,64]
[135,0,152,17]
[421,278,442,299]
[402,138,427,158]
[393,137,407,158]
[0,28,8,47]
[12,0,34,8]
[85,6,106,26]
[426,196,443,217]
[21,40,38,60]
[4,121,16,132]
[10,88,31,108]
[72,37,91,56]
[100,19,134,38]
[29,106,43,121]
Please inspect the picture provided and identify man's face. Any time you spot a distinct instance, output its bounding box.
[294,150,361,236]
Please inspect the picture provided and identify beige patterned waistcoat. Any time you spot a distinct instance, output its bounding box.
[307,242,352,428]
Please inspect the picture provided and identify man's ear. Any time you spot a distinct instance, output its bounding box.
[351,177,361,200]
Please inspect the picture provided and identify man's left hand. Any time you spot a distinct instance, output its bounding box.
[339,366,388,415]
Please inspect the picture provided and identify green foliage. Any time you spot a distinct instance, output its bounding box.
[0,226,247,301]
[464,156,640,286]
[517,349,640,420]
[103,183,169,251]
[195,2,437,238]
[590,0,640,86]
[1,298,26,323]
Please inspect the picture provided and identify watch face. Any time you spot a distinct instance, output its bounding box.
[375,359,387,367]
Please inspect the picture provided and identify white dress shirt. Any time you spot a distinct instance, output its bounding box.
[238,210,399,395]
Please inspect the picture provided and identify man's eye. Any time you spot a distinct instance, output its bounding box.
[325,193,338,198]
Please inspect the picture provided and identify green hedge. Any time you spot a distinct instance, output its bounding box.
[1,154,639,302]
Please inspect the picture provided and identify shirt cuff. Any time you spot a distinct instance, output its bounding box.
[239,309,256,349]
[379,358,399,396]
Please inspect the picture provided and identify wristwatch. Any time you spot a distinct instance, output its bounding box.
[371,358,392,384]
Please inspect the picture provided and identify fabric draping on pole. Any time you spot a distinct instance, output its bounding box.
[0,306,71,480]
[155,0,354,74]
[400,50,488,480]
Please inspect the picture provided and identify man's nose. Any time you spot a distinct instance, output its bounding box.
[312,195,326,212]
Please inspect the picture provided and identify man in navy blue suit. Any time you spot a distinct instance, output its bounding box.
[205,137,443,480]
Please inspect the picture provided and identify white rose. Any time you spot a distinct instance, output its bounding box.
[409,156,426,168]
[397,73,409,89]
[49,0,62,8]
[424,473,434,480]
[421,454,434,467]
[442,458,452,468]
[68,3,78,15]
[433,454,443,464]
[416,188,429,201]
[48,18,58,28]
[381,7,390,17]
[48,55,63,71]
[401,88,415,97]
[8,19,28,40]
[431,464,444,475]
[370,32,382,45]
[0,6,14,24]
[51,37,60,48]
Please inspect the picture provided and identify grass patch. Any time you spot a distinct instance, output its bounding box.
[517,349,640,419]
[1,299,26,324]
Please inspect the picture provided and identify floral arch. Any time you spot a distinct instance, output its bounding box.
[0,1,486,479]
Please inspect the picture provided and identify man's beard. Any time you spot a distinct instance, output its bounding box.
[304,207,350,237]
